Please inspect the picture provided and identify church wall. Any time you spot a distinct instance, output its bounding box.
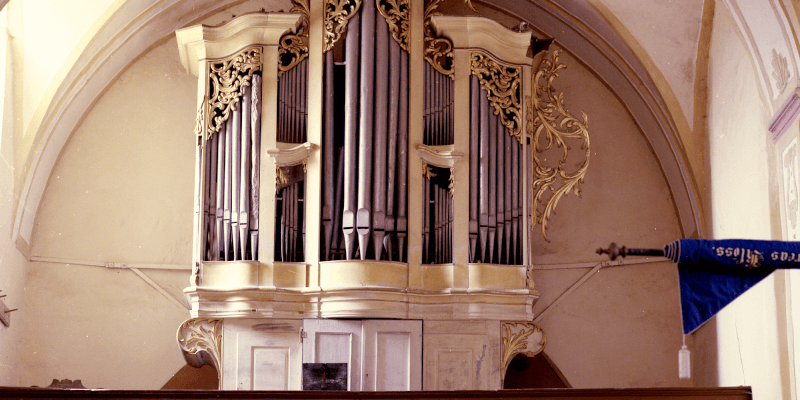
[0,4,27,385]
[21,37,195,389]
[706,1,785,398]
[526,48,686,388]
[14,0,115,171]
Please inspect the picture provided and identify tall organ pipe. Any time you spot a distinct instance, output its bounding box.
[323,52,335,259]
[342,13,361,260]
[469,76,479,262]
[385,38,400,261]
[372,13,389,260]
[239,84,252,260]
[356,4,375,260]
[396,51,409,262]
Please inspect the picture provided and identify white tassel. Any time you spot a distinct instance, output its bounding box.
[679,335,691,379]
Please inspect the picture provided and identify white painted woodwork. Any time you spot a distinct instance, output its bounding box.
[362,320,422,391]
[222,319,302,390]
[302,319,363,391]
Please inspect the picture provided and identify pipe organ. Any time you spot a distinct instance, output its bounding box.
[175,0,588,392]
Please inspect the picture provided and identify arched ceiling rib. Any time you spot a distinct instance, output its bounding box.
[12,0,704,252]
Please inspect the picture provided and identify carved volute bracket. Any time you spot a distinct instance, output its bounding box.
[501,321,546,387]
[324,0,362,52]
[416,144,463,196]
[528,49,590,242]
[278,0,310,74]
[177,319,223,386]
[268,142,319,193]
[471,51,523,142]
[377,0,410,51]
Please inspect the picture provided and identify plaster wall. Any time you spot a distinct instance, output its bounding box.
[0,4,28,385]
[597,0,704,133]
[707,2,782,398]
[17,0,115,139]
[528,49,685,388]
[21,37,195,388]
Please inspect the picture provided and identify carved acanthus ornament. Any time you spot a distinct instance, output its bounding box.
[278,0,310,74]
[528,49,590,242]
[500,321,546,386]
[193,97,206,138]
[324,0,362,52]
[422,162,437,180]
[205,47,262,140]
[773,49,791,94]
[177,319,223,382]
[424,0,454,78]
[377,0,409,51]
[471,51,523,142]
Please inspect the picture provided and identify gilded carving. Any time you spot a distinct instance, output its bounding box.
[528,49,590,242]
[773,49,791,94]
[471,51,523,141]
[422,161,437,180]
[193,97,206,138]
[449,167,455,197]
[377,0,409,51]
[424,0,454,77]
[277,166,291,194]
[177,319,223,382]
[500,321,545,386]
[324,0,362,53]
[206,47,262,140]
[278,0,310,74]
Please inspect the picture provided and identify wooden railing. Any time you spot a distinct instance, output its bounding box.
[1,386,752,399]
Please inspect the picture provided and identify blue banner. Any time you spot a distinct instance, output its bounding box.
[666,239,800,334]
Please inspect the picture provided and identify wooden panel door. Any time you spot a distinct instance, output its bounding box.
[302,319,364,390]
[221,319,302,390]
[362,319,422,391]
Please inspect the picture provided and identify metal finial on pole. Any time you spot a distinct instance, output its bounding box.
[596,242,665,261]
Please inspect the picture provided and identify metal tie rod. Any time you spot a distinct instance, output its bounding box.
[596,242,665,261]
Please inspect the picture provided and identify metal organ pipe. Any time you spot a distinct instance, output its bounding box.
[323,52,335,260]
[342,12,361,260]
[356,3,375,261]
[372,12,389,260]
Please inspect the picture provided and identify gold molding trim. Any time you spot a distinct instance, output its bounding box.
[424,0,454,78]
[206,47,262,140]
[177,318,223,385]
[500,321,545,387]
[324,0,362,53]
[471,51,523,141]
[528,49,590,242]
[377,0,409,51]
[278,0,310,74]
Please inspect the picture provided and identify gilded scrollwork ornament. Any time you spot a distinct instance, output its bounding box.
[422,161,438,180]
[177,319,223,382]
[449,167,455,197]
[276,166,291,194]
[471,51,523,141]
[377,0,410,51]
[278,0,310,74]
[424,0,454,78]
[500,321,546,386]
[324,0,362,52]
[206,47,262,140]
[528,49,590,242]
